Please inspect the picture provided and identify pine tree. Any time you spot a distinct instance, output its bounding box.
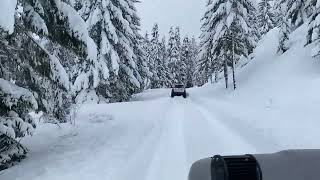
[286,0,308,29]
[1,0,83,128]
[0,77,37,165]
[276,1,290,54]
[0,0,100,121]
[160,36,171,87]
[76,0,145,102]
[167,27,175,85]
[258,0,276,35]
[135,34,151,91]
[22,0,99,111]
[0,57,37,170]
[275,0,309,31]
[305,0,317,17]
[149,24,161,88]
[199,0,256,89]
[278,15,290,54]
[141,31,152,88]
[174,27,182,84]
[0,0,149,170]
[248,5,261,47]
[167,27,181,85]
[126,0,150,91]
[175,27,181,49]
[306,0,320,57]
[180,37,190,86]
[181,36,197,87]
[198,0,215,85]
[273,0,285,27]
[189,37,198,87]
[0,10,38,168]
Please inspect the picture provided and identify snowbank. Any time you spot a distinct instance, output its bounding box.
[190,24,320,150]
[0,0,17,34]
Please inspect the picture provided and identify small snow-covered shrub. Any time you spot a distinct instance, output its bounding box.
[0,134,27,171]
[0,78,37,170]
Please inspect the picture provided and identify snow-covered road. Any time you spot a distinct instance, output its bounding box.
[1,87,320,180]
[0,90,268,180]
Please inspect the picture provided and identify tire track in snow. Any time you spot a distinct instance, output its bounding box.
[144,96,258,180]
[182,98,257,170]
[191,97,279,152]
[144,98,189,180]
[64,98,173,180]
[113,98,175,180]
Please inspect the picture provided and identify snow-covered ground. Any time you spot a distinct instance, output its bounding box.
[2,26,320,180]
[0,0,17,34]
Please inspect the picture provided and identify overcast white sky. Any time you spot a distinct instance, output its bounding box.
[136,0,207,39]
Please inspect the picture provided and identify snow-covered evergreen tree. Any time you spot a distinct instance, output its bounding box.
[305,0,317,17]
[276,1,291,54]
[275,0,309,31]
[273,0,284,27]
[167,27,176,85]
[286,0,308,29]
[77,0,144,102]
[306,0,320,57]
[22,0,97,115]
[179,37,189,86]
[189,37,198,87]
[135,34,151,91]
[141,32,153,88]
[167,27,181,85]
[248,5,261,47]
[149,24,172,88]
[278,15,290,54]
[175,27,181,50]
[149,24,161,88]
[0,78,37,170]
[258,0,276,35]
[199,0,256,89]
[181,36,197,87]
[159,36,171,87]
[0,0,150,170]
[126,0,149,91]
[198,0,215,85]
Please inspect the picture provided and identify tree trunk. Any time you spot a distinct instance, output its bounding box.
[224,57,228,89]
[232,63,236,90]
[232,36,236,90]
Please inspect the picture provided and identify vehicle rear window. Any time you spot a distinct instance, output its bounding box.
[175,85,184,88]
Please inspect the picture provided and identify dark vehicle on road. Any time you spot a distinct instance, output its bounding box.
[171,84,187,98]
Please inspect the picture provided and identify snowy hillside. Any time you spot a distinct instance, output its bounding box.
[2,25,320,179]
[191,24,320,149]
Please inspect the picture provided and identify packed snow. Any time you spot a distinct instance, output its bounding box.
[0,78,38,110]
[0,0,17,34]
[1,26,320,180]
